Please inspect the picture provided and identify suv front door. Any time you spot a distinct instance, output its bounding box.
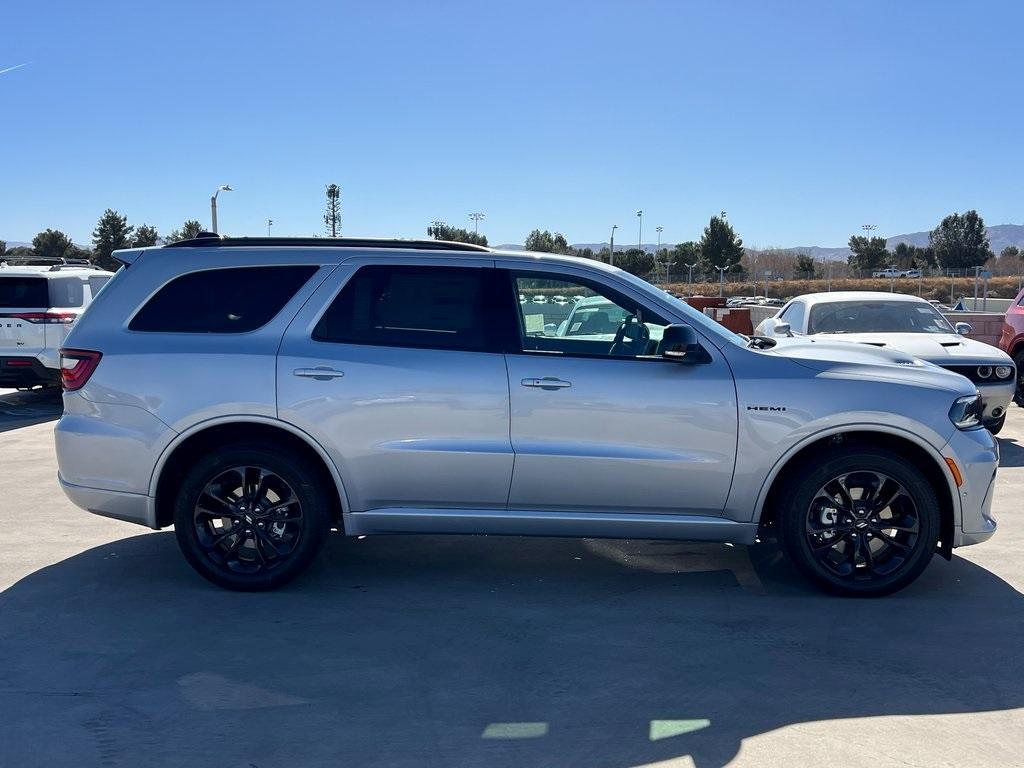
[500,263,737,515]
[277,258,514,512]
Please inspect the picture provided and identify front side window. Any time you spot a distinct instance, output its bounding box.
[314,265,495,352]
[512,273,668,358]
[780,301,806,332]
[130,265,317,333]
[807,300,955,335]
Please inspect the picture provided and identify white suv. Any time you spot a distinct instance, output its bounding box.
[0,257,114,389]
[55,236,998,595]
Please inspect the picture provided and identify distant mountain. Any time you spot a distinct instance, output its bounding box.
[498,223,1024,261]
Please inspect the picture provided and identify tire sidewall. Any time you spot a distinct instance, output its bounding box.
[779,448,939,597]
[173,444,331,591]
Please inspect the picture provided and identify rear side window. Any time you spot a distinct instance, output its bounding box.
[313,265,494,351]
[0,277,48,308]
[130,266,317,333]
[48,277,85,308]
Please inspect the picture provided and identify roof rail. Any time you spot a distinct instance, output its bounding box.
[163,235,492,253]
[0,255,99,269]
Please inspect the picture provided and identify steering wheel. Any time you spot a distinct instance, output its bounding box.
[610,315,650,356]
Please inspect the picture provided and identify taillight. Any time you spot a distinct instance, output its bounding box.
[59,348,102,391]
[0,312,77,324]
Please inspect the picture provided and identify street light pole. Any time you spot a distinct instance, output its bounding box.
[655,226,663,281]
[636,210,643,253]
[210,185,232,234]
[686,263,698,295]
[267,219,273,236]
[468,212,485,234]
[609,224,618,266]
[716,265,729,297]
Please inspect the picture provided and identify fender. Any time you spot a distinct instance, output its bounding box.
[147,414,352,514]
[750,422,960,526]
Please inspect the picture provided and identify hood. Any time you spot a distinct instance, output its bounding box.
[809,332,1011,364]
[767,337,977,395]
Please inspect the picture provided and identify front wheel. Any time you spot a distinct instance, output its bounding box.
[778,448,939,597]
[173,444,332,591]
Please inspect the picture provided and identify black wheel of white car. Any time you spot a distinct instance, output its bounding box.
[1014,351,1024,407]
[173,444,331,591]
[779,448,939,597]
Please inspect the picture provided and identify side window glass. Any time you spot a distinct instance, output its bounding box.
[130,266,317,333]
[785,301,806,332]
[88,276,111,298]
[48,277,84,308]
[314,265,495,352]
[512,274,667,358]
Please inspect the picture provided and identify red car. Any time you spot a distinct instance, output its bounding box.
[999,288,1024,404]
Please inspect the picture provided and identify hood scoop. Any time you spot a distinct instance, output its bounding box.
[940,341,963,347]
[859,342,887,347]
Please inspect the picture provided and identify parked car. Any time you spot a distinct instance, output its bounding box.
[998,287,1024,405]
[756,291,1015,433]
[0,257,114,389]
[56,237,997,596]
[872,268,901,279]
[901,269,922,279]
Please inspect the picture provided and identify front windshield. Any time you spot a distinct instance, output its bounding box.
[808,300,955,335]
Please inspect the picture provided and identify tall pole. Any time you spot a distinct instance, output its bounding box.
[267,219,273,236]
[656,226,663,281]
[211,185,231,234]
[686,263,698,295]
[609,224,618,266]
[717,266,728,297]
[636,210,643,253]
[468,212,485,234]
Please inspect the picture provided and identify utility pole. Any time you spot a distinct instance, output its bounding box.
[468,212,485,234]
[609,224,618,266]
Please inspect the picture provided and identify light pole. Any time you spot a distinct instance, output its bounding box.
[210,185,232,234]
[636,210,643,253]
[267,219,273,236]
[468,212,485,234]
[716,265,729,297]
[655,226,663,281]
[609,224,618,266]
[686,262,698,295]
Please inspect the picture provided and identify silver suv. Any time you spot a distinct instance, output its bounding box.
[55,237,998,595]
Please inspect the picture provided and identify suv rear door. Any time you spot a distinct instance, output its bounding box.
[276,257,514,512]
[0,275,62,360]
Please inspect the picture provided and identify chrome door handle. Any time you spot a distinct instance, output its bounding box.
[521,377,571,390]
[293,367,345,380]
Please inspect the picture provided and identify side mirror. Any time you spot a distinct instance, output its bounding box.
[662,324,704,362]
[955,322,973,336]
[755,317,792,337]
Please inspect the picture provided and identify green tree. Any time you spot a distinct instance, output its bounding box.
[997,245,1020,276]
[0,240,6,258]
[32,229,75,260]
[847,235,890,273]
[795,253,816,279]
[164,219,204,244]
[91,209,134,271]
[699,216,743,270]
[671,241,702,273]
[615,248,656,278]
[524,229,571,254]
[426,222,487,246]
[929,210,993,270]
[132,224,159,247]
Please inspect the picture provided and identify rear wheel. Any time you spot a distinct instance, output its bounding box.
[1014,351,1024,407]
[173,444,332,590]
[779,448,939,597]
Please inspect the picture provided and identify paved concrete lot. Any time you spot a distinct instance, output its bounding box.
[1,388,1022,768]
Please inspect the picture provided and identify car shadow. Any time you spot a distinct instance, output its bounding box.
[997,435,1024,467]
[0,533,1021,767]
[0,387,62,433]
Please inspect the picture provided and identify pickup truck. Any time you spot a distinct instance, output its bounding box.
[871,268,901,279]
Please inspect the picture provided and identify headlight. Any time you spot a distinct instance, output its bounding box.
[976,366,992,379]
[995,365,1013,380]
[949,394,983,430]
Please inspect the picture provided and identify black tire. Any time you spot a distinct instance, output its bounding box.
[173,443,332,591]
[778,447,939,597]
[987,414,1006,435]
[1014,351,1024,407]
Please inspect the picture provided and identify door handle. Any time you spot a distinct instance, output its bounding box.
[293,367,345,380]
[521,377,571,390]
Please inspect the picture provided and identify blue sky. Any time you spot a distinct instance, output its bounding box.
[2,0,1022,248]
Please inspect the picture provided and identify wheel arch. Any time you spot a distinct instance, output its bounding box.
[756,427,957,559]
[150,416,349,529]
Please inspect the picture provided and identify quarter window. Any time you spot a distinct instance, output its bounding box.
[313,265,496,352]
[130,266,317,333]
[511,273,668,358]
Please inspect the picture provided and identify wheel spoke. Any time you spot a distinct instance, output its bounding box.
[874,530,912,551]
